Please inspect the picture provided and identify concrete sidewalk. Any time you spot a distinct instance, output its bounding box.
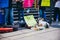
[0,27,60,40]
[18,28,60,40]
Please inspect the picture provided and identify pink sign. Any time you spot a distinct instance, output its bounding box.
[23,0,34,8]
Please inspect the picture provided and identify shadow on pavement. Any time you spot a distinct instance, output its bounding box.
[50,22,60,28]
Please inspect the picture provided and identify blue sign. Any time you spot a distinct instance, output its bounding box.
[0,0,9,8]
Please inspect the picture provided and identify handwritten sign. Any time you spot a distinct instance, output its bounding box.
[24,15,37,27]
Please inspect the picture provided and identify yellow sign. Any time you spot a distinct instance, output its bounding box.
[41,0,50,7]
[24,15,37,27]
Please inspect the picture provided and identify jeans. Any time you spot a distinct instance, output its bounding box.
[54,7,60,21]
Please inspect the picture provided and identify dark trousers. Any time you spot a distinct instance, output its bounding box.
[17,8,25,27]
[17,8,24,21]
[54,7,60,21]
[39,7,46,18]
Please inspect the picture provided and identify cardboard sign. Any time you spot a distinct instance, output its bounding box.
[24,15,37,27]
[41,0,50,7]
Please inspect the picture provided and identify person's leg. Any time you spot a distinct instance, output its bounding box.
[54,8,58,21]
[19,9,25,27]
[40,7,45,18]
[55,8,60,21]
[58,8,60,21]
[39,9,43,18]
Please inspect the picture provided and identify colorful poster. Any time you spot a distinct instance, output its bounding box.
[41,0,50,7]
[24,15,37,27]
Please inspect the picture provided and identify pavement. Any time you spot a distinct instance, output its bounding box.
[0,22,60,40]
[17,28,60,40]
